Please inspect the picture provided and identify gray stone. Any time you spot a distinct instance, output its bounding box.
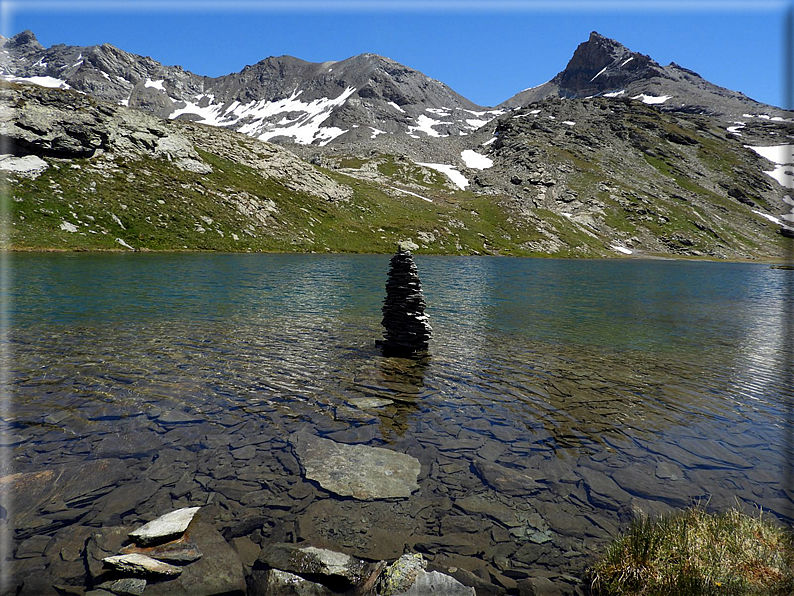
[349,397,394,409]
[576,465,632,509]
[473,460,542,495]
[102,553,182,577]
[262,569,334,596]
[143,521,245,596]
[85,526,131,581]
[380,553,427,595]
[296,498,417,561]
[290,432,420,499]
[99,577,147,596]
[158,410,204,424]
[398,240,420,252]
[655,461,684,480]
[230,536,260,570]
[15,534,52,558]
[611,468,696,508]
[379,248,432,355]
[0,460,129,537]
[518,577,566,596]
[676,437,752,469]
[128,506,200,546]
[259,543,366,587]
[396,570,475,595]
[0,154,48,178]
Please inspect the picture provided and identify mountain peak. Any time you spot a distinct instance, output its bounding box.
[552,31,661,98]
[5,30,43,51]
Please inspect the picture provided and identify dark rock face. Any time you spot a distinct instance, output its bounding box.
[379,247,432,355]
[555,31,658,99]
[500,31,787,118]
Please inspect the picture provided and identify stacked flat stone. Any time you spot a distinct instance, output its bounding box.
[380,246,432,355]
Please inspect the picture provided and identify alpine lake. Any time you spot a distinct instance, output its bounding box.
[5,252,793,592]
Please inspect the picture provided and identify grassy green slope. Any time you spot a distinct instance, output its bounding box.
[8,149,549,256]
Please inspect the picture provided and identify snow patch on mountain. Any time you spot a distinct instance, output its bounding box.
[746,144,794,189]
[632,93,672,105]
[589,66,608,82]
[753,210,784,226]
[746,144,794,165]
[2,75,70,89]
[390,186,433,202]
[172,86,356,146]
[145,79,165,91]
[461,150,493,170]
[610,244,633,255]
[417,162,469,190]
[408,114,449,138]
[465,119,489,129]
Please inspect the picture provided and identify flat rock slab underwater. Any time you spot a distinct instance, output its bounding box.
[290,432,421,500]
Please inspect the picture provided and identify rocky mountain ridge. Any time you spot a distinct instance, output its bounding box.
[3,29,788,151]
[0,31,502,147]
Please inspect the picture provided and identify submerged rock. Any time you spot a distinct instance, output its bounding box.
[143,521,246,596]
[261,569,334,595]
[259,543,366,588]
[290,432,420,499]
[98,577,147,596]
[398,570,476,595]
[128,507,200,546]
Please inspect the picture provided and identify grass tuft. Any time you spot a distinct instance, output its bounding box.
[588,506,794,596]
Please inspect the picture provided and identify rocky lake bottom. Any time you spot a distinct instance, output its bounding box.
[2,253,792,595]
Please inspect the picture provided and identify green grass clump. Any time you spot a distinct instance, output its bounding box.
[589,507,794,596]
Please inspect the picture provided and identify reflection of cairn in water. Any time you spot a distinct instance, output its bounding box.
[378,244,432,356]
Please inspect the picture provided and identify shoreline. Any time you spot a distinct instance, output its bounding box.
[5,246,791,265]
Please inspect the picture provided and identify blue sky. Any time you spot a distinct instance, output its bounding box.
[2,1,790,108]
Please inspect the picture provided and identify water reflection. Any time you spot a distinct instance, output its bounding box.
[373,355,429,441]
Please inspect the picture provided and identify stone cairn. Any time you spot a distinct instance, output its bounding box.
[378,244,432,355]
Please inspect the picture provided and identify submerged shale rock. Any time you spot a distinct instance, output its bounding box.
[379,244,432,356]
[290,432,421,499]
[259,543,367,589]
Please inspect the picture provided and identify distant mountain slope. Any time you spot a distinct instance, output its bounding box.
[2,81,790,259]
[0,31,502,146]
[501,32,787,119]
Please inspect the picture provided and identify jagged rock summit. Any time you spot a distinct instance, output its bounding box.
[501,31,785,118]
